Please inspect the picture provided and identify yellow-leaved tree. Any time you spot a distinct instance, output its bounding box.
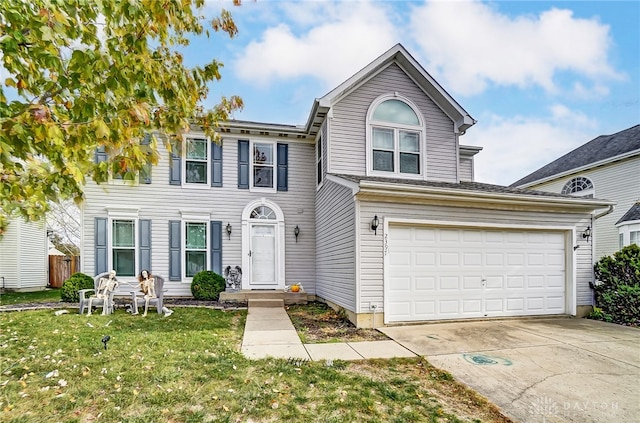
[0,0,243,236]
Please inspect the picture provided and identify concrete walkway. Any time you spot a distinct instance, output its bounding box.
[241,305,416,361]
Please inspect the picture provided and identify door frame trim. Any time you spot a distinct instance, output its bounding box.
[383,218,576,324]
[241,198,286,290]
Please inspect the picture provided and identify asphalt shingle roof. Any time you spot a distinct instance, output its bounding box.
[616,202,640,225]
[334,174,580,200]
[511,124,640,187]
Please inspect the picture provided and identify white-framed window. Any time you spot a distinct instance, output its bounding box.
[631,231,639,246]
[184,221,208,278]
[251,141,275,191]
[617,222,640,249]
[561,176,594,198]
[367,95,424,177]
[184,136,210,186]
[316,134,323,187]
[111,219,137,277]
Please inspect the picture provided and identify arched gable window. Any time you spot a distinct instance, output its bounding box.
[367,95,424,177]
[561,177,594,198]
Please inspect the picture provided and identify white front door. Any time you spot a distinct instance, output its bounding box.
[249,223,277,289]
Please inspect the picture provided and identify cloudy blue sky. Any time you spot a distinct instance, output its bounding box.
[191,0,639,186]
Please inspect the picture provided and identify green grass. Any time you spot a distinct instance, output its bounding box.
[0,289,62,306]
[0,307,510,423]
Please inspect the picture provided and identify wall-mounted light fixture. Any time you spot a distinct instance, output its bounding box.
[226,223,232,240]
[582,226,592,242]
[371,215,379,235]
[294,225,300,242]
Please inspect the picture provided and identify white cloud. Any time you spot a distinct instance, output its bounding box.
[409,0,622,96]
[233,2,399,88]
[463,111,597,185]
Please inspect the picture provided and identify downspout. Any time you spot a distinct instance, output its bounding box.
[588,205,615,307]
[594,205,615,220]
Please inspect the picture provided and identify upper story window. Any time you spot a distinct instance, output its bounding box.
[367,96,424,177]
[184,136,209,185]
[252,141,275,190]
[561,177,594,197]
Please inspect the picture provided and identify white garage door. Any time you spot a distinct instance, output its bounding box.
[386,225,566,323]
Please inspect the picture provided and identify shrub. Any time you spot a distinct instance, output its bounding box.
[61,272,95,302]
[591,244,640,326]
[191,270,226,301]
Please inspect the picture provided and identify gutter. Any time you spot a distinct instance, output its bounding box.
[358,180,615,210]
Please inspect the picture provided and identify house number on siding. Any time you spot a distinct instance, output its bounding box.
[384,233,389,256]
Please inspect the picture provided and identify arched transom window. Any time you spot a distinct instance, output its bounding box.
[368,97,423,176]
[250,206,276,220]
[561,177,594,197]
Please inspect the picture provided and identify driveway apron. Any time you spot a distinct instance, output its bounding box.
[380,318,640,423]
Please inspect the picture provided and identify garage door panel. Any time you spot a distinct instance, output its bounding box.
[439,252,459,266]
[463,276,483,290]
[415,277,435,291]
[389,251,411,266]
[387,225,567,323]
[439,276,460,290]
[415,252,436,266]
[485,276,504,289]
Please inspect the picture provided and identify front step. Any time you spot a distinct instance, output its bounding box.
[220,290,309,305]
[248,299,284,308]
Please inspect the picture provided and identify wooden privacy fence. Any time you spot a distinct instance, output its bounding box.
[49,256,80,288]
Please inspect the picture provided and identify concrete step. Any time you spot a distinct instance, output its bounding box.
[248,299,284,308]
[220,290,309,305]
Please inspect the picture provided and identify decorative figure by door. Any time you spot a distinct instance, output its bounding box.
[225,266,242,292]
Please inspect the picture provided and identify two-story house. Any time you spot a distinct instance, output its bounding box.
[81,44,613,327]
[512,124,640,260]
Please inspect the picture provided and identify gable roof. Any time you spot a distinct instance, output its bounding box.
[304,43,476,137]
[616,202,640,225]
[511,124,640,188]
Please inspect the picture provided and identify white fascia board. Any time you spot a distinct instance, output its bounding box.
[326,174,361,196]
[516,149,640,188]
[616,219,640,228]
[358,180,616,210]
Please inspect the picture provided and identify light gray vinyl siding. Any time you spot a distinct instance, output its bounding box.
[357,201,593,313]
[528,157,640,259]
[82,135,316,296]
[315,180,356,311]
[0,218,47,290]
[329,63,458,182]
[459,157,473,181]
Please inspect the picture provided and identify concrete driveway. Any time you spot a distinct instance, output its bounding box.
[380,318,640,423]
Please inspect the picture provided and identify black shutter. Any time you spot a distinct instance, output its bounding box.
[95,217,108,274]
[238,140,249,189]
[277,143,288,191]
[210,221,222,275]
[139,219,151,272]
[211,141,222,187]
[169,221,181,281]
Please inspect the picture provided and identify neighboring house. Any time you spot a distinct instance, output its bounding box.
[511,125,640,260]
[81,44,612,327]
[0,217,48,291]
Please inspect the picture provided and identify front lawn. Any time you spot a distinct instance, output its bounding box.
[0,288,62,306]
[0,306,512,422]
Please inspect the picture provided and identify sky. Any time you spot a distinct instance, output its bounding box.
[190,0,639,186]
